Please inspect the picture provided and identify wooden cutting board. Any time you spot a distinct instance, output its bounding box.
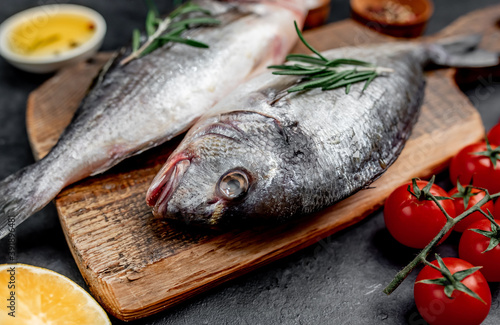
[25,5,500,321]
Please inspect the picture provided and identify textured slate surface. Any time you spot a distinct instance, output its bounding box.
[0,1,499,324]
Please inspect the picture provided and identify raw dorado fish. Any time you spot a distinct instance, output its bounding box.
[0,0,309,238]
[146,35,498,228]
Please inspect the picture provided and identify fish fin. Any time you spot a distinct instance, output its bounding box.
[0,160,62,240]
[428,34,499,68]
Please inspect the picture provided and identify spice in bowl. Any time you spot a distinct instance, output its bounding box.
[366,1,417,24]
[350,0,433,37]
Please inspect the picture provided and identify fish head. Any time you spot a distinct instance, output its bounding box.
[147,111,297,228]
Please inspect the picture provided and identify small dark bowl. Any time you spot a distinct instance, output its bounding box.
[304,0,332,30]
[350,0,434,38]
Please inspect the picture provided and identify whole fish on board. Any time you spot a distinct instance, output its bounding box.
[146,35,499,228]
[0,0,310,238]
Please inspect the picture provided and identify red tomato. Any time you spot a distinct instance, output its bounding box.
[459,219,500,282]
[384,181,455,248]
[414,257,492,325]
[495,198,500,219]
[488,123,500,146]
[448,187,494,232]
[449,142,500,194]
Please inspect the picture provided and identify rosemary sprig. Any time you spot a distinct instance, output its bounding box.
[120,1,220,66]
[268,21,393,93]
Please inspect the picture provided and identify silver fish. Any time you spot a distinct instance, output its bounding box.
[0,0,309,238]
[146,35,498,228]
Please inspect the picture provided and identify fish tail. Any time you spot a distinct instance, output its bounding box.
[427,34,499,68]
[0,159,63,239]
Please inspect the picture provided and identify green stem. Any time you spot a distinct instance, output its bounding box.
[293,21,327,62]
[477,209,500,228]
[429,196,454,222]
[336,66,393,74]
[120,17,172,66]
[490,192,500,199]
[423,258,457,282]
[383,190,494,295]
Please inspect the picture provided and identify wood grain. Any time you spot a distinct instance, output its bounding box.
[25,4,500,321]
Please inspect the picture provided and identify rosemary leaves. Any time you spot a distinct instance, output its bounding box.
[269,22,392,93]
[120,2,220,66]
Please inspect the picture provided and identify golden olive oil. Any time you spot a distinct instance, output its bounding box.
[9,13,96,57]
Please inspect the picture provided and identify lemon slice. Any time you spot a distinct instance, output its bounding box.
[0,264,110,325]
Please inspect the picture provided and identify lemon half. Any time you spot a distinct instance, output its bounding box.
[0,264,110,324]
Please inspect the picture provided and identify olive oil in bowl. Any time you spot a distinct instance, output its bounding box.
[0,4,106,73]
[9,13,97,58]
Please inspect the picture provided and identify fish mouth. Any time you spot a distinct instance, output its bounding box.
[146,154,191,217]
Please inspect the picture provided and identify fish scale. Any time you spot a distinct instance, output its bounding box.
[147,36,498,227]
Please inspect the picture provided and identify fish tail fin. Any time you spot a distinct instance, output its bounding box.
[0,159,63,239]
[427,34,499,68]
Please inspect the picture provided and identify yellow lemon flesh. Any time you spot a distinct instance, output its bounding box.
[0,264,110,325]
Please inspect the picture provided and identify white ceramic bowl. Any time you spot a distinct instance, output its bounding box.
[0,4,106,73]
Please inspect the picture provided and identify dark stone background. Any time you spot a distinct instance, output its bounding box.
[1,1,499,324]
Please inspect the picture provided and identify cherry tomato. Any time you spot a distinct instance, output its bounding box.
[414,257,492,325]
[449,142,500,194]
[488,123,500,146]
[495,198,500,219]
[459,219,500,282]
[384,181,455,248]
[448,187,494,232]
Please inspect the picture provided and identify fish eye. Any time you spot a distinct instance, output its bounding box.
[217,170,249,200]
